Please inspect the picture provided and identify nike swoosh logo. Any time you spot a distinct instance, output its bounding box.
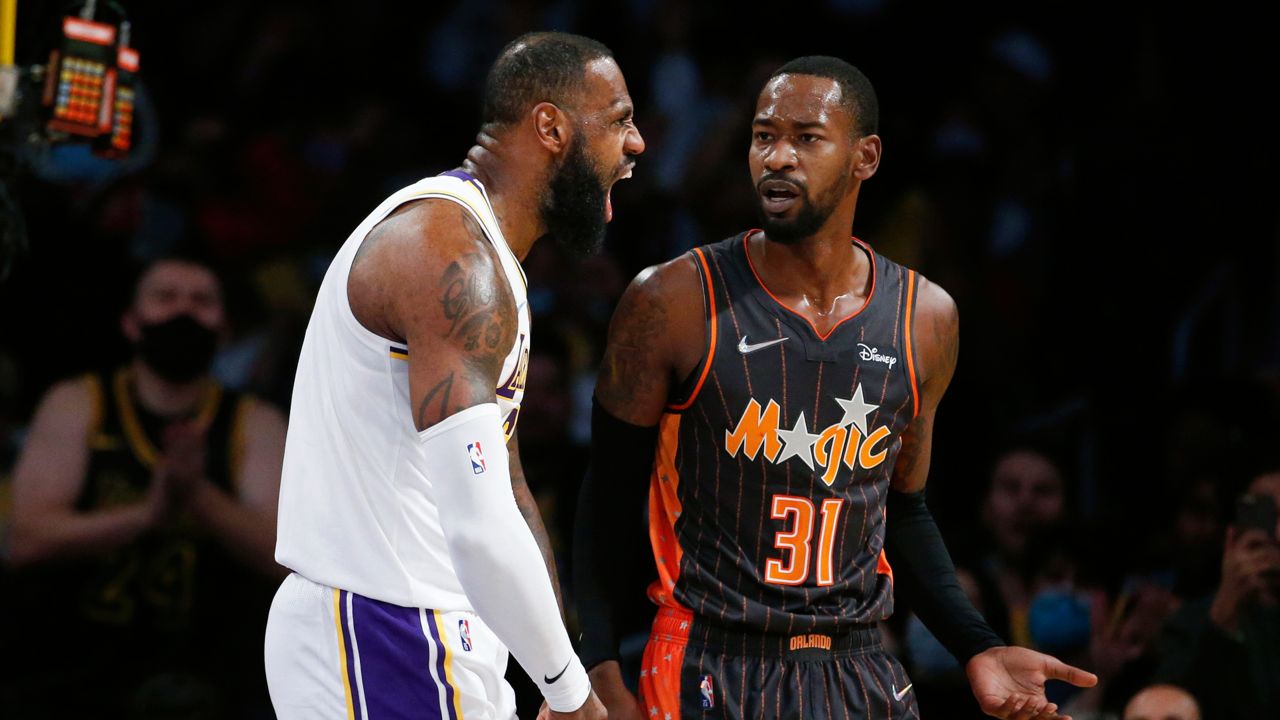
[738,335,789,354]
[544,660,570,685]
[893,683,914,702]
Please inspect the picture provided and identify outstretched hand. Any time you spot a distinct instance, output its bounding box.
[965,646,1098,720]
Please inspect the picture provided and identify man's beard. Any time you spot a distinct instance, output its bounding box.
[754,166,850,245]
[542,136,609,257]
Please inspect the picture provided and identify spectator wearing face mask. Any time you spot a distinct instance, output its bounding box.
[2,254,286,719]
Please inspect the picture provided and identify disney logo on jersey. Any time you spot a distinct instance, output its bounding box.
[467,442,487,474]
[724,383,891,486]
[857,343,897,369]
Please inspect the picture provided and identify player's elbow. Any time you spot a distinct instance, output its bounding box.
[443,523,507,571]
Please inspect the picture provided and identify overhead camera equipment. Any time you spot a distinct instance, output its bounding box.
[1,0,140,280]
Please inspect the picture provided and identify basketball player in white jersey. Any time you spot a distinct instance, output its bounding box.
[265,32,643,720]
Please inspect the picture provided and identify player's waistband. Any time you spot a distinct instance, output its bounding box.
[650,607,882,659]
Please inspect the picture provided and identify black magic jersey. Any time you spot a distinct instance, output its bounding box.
[648,231,923,636]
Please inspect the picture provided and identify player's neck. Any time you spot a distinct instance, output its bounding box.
[752,223,870,305]
[461,132,544,261]
[129,359,212,419]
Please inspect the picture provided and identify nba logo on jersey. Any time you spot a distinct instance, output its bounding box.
[700,674,715,709]
[458,619,473,651]
[467,442,486,474]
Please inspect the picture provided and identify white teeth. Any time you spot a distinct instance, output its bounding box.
[622,169,633,179]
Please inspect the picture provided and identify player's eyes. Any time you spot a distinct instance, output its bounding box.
[754,132,773,142]
[801,134,820,143]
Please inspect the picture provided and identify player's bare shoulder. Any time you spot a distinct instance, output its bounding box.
[909,273,959,394]
[347,198,516,356]
[597,252,703,425]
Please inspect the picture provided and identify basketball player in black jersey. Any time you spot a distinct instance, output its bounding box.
[574,57,1097,719]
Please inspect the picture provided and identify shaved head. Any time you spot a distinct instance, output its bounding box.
[1123,684,1201,720]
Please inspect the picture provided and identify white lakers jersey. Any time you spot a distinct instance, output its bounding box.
[276,171,531,610]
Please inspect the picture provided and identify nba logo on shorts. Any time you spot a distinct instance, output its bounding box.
[458,619,473,652]
[467,442,486,474]
[699,674,715,709]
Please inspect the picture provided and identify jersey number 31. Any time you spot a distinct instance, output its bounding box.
[764,495,844,586]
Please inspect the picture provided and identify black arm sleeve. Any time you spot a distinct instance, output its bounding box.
[572,397,660,671]
[884,488,1004,664]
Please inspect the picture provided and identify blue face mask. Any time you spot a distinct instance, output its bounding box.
[1027,589,1092,653]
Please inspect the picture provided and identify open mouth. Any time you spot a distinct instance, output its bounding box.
[758,179,801,215]
[606,165,635,223]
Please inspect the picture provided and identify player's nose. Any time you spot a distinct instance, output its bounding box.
[763,140,797,171]
[625,123,645,156]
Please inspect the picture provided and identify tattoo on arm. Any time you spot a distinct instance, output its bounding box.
[440,252,498,337]
[410,232,516,433]
[437,248,510,364]
[416,374,456,429]
[598,279,671,411]
[892,413,932,492]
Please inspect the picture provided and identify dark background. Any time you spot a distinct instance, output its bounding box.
[2,0,1278,717]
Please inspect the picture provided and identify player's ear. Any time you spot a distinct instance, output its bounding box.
[532,102,572,155]
[853,134,881,181]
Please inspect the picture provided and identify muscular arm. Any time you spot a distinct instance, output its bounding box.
[889,278,1097,717]
[7,378,157,567]
[889,276,959,493]
[509,429,563,614]
[575,255,702,694]
[593,255,703,424]
[883,277,1003,660]
[349,199,587,710]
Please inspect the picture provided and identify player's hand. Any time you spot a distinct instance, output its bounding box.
[537,687,607,720]
[965,645,1097,720]
[587,661,645,720]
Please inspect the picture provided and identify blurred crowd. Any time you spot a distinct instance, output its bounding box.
[1,1,1278,719]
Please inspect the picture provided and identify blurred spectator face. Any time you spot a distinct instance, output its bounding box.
[1248,472,1280,539]
[121,260,225,383]
[749,73,869,243]
[1122,684,1201,720]
[982,450,1065,559]
[123,260,225,336]
[1176,478,1221,548]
